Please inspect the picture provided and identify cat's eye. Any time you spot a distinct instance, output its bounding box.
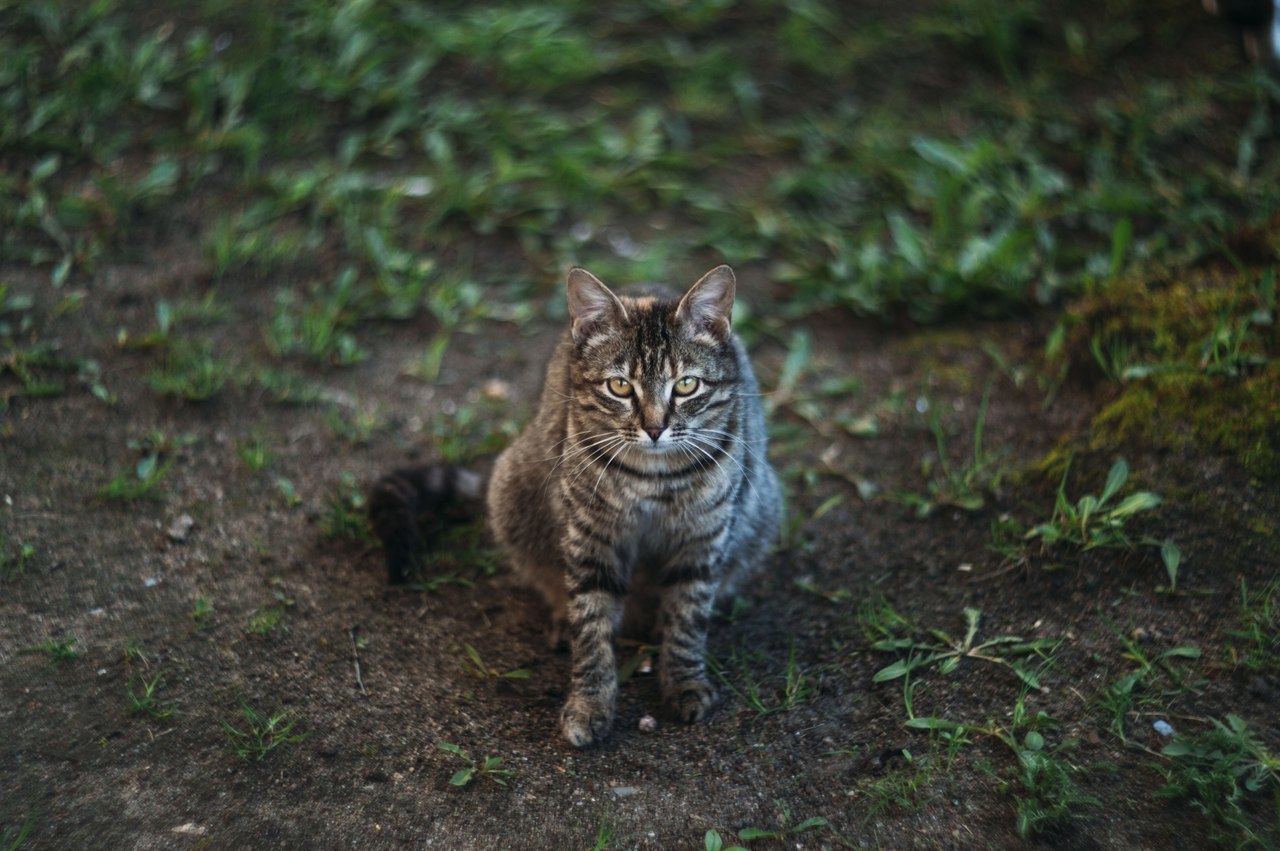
[606,377,634,397]
[673,376,700,397]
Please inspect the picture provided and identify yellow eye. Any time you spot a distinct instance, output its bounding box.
[607,377,634,397]
[673,376,700,396]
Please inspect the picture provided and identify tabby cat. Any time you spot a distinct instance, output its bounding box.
[369,265,781,748]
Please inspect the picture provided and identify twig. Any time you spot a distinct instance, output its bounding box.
[350,625,367,696]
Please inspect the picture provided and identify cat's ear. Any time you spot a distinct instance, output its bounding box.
[676,265,735,340]
[567,267,627,343]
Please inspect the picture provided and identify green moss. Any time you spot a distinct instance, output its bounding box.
[1092,366,1280,480]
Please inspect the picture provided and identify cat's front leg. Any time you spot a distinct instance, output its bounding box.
[657,560,721,724]
[560,550,628,748]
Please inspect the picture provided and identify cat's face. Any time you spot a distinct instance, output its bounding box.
[565,267,742,462]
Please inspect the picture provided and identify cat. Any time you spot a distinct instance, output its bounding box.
[369,265,782,748]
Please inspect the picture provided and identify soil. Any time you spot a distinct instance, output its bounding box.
[3,13,1280,851]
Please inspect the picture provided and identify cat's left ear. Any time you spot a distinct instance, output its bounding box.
[676,265,735,341]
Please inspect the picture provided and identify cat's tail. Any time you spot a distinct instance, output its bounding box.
[367,463,485,585]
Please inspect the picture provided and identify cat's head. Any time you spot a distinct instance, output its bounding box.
[564,265,742,455]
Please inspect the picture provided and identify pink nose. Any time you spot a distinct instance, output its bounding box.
[643,426,665,442]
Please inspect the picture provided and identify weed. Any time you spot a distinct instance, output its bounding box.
[1228,579,1279,671]
[222,701,308,761]
[1,529,34,580]
[719,802,828,845]
[19,636,80,665]
[245,606,287,636]
[324,403,385,446]
[147,340,230,400]
[127,669,178,720]
[709,640,817,717]
[1025,459,1161,550]
[236,435,271,471]
[275,476,302,508]
[1096,624,1202,743]
[191,593,213,626]
[438,742,516,787]
[1,812,34,851]
[870,606,1057,689]
[317,472,371,543]
[459,643,531,681]
[1159,714,1280,846]
[1004,731,1100,838]
[904,382,1004,517]
[99,435,177,501]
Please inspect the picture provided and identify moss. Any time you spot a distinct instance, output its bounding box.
[1092,365,1280,480]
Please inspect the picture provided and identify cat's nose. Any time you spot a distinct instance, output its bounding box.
[643,425,665,442]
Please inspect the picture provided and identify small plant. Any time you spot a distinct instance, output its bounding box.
[222,701,308,761]
[19,636,80,666]
[708,802,828,847]
[99,454,171,501]
[709,640,817,717]
[236,435,271,471]
[147,340,230,400]
[1159,714,1280,846]
[127,669,178,720]
[1,529,34,580]
[870,606,1057,689]
[275,476,302,508]
[1003,731,1100,838]
[1025,459,1161,550]
[191,593,214,626]
[1095,625,1201,743]
[1228,578,1279,671]
[459,643,531,680]
[438,742,516,787]
[905,383,1004,517]
[318,473,371,542]
[244,591,294,637]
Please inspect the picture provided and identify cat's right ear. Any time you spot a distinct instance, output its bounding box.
[567,267,627,344]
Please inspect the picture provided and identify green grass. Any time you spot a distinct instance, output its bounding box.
[127,669,179,720]
[1159,714,1280,847]
[708,640,818,718]
[18,636,81,666]
[1025,459,1162,550]
[222,701,308,761]
[0,528,35,581]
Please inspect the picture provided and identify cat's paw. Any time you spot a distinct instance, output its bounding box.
[665,676,718,724]
[560,694,614,748]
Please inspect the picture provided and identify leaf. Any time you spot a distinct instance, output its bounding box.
[905,717,963,731]
[792,816,829,832]
[437,742,466,757]
[1100,459,1129,505]
[1160,539,1181,588]
[1110,491,1161,517]
[1023,731,1045,751]
[737,827,781,841]
[872,658,916,682]
[705,830,723,851]
[888,212,926,271]
[449,767,475,786]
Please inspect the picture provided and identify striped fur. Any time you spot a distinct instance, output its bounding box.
[488,265,781,747]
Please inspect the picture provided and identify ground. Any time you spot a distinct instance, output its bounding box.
[2,1,1279,849]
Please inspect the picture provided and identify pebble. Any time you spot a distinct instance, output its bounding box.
[167,514,195,543]
[1153,720,1175,737]
[638,714,658,733]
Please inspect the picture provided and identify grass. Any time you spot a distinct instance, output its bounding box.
[127,669,179,720]
[459,643,531,681]
[18,636,80,666]
[0,529,34,581]
[1159,714,1280,846]
[222,701,308,761]
[708,640,818,718]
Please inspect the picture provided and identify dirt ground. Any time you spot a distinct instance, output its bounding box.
[3,3,1280,847]
[2,233,1277,850]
